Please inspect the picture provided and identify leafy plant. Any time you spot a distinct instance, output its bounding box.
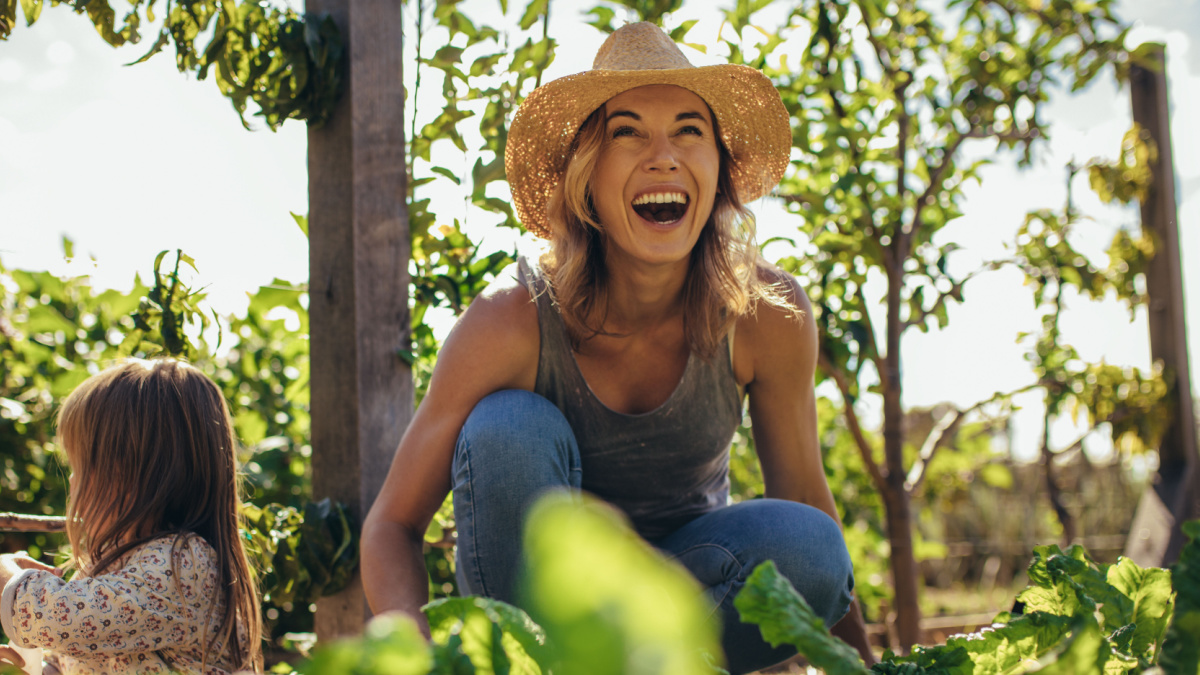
[520,494,723,675]
[0,0,344,130]
[243,499,359,638]
[296,493,723,675]
[733,531,1198,675]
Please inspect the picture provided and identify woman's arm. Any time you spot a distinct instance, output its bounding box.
[360,270,540,634]
[740,271,876,664]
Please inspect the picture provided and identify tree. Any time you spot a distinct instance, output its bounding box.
[1007,133,1168,545]
[706,0,1133,648]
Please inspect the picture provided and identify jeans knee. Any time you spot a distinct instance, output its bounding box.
[744,503,854,626]
[454,390,580,487]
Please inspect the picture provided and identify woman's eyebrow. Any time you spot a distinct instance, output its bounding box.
[605,110,710,123]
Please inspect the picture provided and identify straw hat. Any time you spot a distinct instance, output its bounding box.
[505,21,792,239]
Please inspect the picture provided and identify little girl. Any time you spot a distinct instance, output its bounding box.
[0,359,262,674]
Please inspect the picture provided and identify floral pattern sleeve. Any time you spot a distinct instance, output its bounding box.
[1,537,221,660]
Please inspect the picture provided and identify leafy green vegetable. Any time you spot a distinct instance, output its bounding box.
[870,644,972,675]
[1106,558,1174,660]
[521,493,723,675]
[1159,520,1200,673]
[424,596,547,674]
[300,613,431,675]
[733,560,868,675]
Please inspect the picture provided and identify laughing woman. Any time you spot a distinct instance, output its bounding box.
[361,22,874,673]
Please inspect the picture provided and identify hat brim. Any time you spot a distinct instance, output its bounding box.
[505,64,791,239]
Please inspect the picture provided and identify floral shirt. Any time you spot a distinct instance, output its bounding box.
[1,535,242,675]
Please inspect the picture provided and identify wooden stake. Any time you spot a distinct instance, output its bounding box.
[307,0,411,639]
[1124,43,1198,567]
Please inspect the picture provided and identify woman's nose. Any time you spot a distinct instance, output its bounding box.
[643,135,679,173]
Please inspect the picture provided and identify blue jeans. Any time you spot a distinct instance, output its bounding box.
[452,390,855,675]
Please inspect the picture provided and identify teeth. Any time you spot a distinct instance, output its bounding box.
[632,192,687,206]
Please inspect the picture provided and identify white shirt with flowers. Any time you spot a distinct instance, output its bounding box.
[1,535,242,675]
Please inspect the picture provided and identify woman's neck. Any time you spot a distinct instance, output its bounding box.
[597,254,689,334]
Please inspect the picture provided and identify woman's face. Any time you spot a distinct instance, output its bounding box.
[589,84,720,271]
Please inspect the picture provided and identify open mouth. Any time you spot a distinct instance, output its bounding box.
[631,191,689,224]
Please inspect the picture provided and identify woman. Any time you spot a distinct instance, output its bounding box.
[362,22,873,673]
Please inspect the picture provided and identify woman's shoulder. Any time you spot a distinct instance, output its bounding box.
[733,261,816,384]
[453,258,540,337]
[436,258,541,390]
[742,260,812,330]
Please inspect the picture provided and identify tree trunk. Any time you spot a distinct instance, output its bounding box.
[1041,428,1077,545]
[883,474,922,649]
[883,249,922,650]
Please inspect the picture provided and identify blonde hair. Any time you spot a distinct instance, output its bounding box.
[56,359,263,672]
[540,104,796,359]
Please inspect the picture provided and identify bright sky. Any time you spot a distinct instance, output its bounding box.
[0,0,1197,462]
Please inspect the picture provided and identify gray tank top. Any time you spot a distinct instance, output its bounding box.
[518,257,743,540]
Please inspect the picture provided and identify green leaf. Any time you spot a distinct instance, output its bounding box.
[292,211,309,236]
[1026,618,1132,674]
[870,644,972,674]
[431,166,462,185]
[734,561,867,675]
[521,493,722,675]
[424,596,547,673]
[300,613,432,675]
[944,611,1075,674]
[1104,558,1173,657]
[1159,520,1200,673]
[18,0,40,25]
[518,0,547,30]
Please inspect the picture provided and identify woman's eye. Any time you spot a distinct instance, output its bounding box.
[611,126,636,138]
[678,125,703,136]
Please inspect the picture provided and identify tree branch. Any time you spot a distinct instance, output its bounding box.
[818,352,888,493]
[0,513,65,532]
[853,0,896,78]
[855,283,888,388]
[906,382,1042,492]
[902,268,986,332]
[910,133,968,233]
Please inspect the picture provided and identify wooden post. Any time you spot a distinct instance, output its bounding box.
[1124,43,1198,566]
[307,0,410,639]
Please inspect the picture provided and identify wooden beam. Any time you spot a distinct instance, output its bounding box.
[1124,43,1198,567]
[307,0,410,639]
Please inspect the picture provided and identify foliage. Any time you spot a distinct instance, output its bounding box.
[0,247,334,640]
[520,494,723,675]
[735,560,870,675]
[243,499,358,637]
[1157,520,1200,672]
[287,508,1200,675]
[425,596,548,673]
[1000,134,1169,540]
[734,536,1190,675]
[297,493,722,675]
[0,0,345,130]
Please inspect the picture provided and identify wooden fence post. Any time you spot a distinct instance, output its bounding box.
[306,0,410,638]
[1123,43,1198,567]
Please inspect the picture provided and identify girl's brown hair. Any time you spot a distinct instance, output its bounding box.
[56,359,263,672]
[540,103,796,359]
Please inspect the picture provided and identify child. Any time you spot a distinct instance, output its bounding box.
[0,359,263,674]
